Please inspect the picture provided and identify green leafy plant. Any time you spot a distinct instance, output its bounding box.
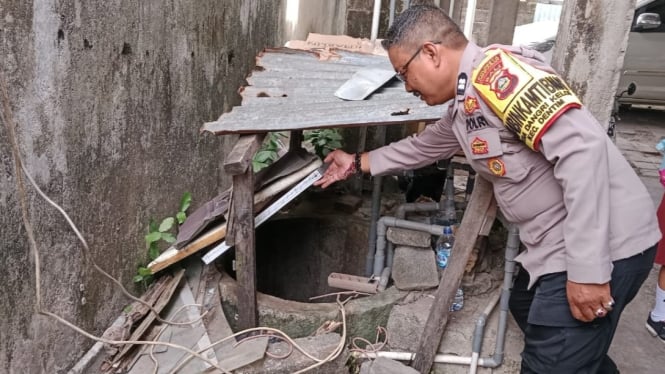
[134,192,192,285]
[252,132,286,172]
[304,129,343,159]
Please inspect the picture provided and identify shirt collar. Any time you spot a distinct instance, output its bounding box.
[448,42,484,118]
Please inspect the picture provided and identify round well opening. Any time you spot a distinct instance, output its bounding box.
[222,215,369,303]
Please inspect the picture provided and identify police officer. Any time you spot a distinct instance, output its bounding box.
[314,5,659,373]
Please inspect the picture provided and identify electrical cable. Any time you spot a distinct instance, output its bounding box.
[0,73,230,373]
[1,72,350,373]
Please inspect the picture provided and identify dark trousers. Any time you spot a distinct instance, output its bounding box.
[509,245,656,374]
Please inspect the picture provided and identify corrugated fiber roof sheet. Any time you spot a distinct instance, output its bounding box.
[201,48,447,135]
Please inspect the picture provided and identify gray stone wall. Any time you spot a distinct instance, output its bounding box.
[0,1,300,372]
[458,0,537,46]
[517,0,538,26]
[284,0,347,42]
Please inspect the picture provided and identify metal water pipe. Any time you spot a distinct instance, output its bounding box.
[463,0,477,39]
[359,225,521,372]
[371,0,382,41]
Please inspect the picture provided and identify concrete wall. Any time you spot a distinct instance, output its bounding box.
[285,0,347,41]
[551,0,636,126]
[0,1,345,373]
[457,0,538,46]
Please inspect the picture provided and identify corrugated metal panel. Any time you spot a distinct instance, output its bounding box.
[202,48,447,135]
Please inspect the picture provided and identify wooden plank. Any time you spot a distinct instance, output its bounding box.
[411,177,495,373]
[110,269,186,369]
[126,279,220,373]
[148,158,321,273]
[224,134,265,175]
[479,197,498,237]
[147,223,227,274]
[225,190,238,245]
[216,336,269,372]
[232,170,258,330]
[123,275,173,324]
[289,130,304,151]
[197,266,235,359]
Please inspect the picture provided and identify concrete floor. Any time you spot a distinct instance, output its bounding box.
[608,106,665,374]
[430,106,665,374]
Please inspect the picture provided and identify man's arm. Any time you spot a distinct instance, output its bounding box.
[538,106,614,321]
[368,115,461,175]
[315,115,460,188]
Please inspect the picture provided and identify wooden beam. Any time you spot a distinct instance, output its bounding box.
[289,130,303,151]
[224,133,265,175]
[111,269,185,368]
[232,169,258,330]
[411,176,495,373]
[147,223,226,274]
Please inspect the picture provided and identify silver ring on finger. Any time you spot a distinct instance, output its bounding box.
[604,299,615,311]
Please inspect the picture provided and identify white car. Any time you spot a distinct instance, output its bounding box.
[619,0,665,106]
[513,0,665,106]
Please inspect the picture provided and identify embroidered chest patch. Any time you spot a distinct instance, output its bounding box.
[471,49,582,151]
[464,96,480,115]
[471,137,489,154]
[488,158,506,176]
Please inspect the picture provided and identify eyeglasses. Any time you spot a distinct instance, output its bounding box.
[395,46,423,82]
[395,41,442,82]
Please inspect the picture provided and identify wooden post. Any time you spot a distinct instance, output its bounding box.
[411,176,495,373]
[223,133,265,330]
[231,170,258,330]
[289,130,303,151]
[225,133,264,244]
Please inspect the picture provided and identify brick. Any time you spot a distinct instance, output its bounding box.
[387,227,433,248]
[391,246,439,290]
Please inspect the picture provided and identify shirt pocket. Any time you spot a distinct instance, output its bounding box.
[465,128,503,160]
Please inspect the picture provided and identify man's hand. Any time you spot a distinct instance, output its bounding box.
[566,280,613,322]
[313,149,355,188]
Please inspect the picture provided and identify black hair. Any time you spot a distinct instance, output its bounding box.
[381,5,467,51]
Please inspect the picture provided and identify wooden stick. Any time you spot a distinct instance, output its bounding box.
[147,223,227,274]
[411,177,495,373]
[111,269,185,368]
[232,169,258,330]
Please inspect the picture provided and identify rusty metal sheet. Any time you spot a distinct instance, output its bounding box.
[202,48,446,135]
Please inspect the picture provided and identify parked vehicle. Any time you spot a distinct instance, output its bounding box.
[513,0,665,107]
[608,82,637,142]
[618,0,665,106]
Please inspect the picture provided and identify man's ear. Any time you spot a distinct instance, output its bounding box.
[422,42,442,67]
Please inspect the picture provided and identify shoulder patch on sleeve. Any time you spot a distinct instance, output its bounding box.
[471,49,581,151]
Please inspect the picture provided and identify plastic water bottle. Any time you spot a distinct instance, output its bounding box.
[433,199,457,228]
[435,226,454,269]
[450,287,464,312]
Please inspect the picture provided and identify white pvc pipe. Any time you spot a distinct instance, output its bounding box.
[469,352,480,374]
[371,0,382,41]
[449,0,456,17]
[356,351,495,366]
[463,0,476,39]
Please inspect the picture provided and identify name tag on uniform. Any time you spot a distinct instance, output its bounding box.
[471,49,581,151]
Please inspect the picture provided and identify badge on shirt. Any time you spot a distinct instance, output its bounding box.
[457,73,468,96]
[471,49,582,151]
[490,69,519,100]
[488,158,506,176]
[464,96,480,115]
[471,137,489,155]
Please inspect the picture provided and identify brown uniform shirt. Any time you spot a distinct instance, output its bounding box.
[369,42,660,287]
